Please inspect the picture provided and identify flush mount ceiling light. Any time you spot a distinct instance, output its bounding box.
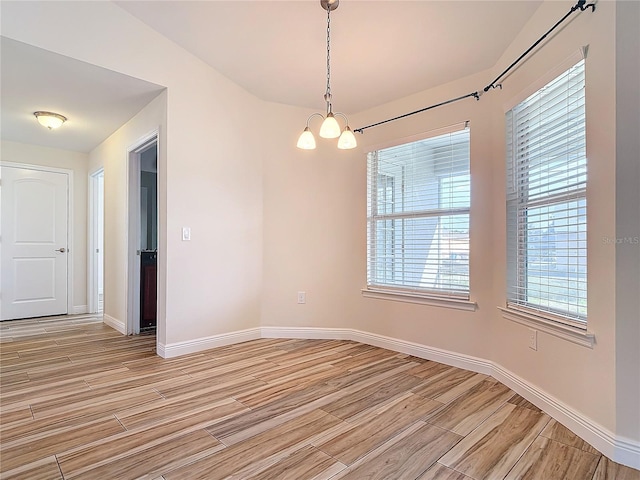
[34,111,67,130]
[297,0,357,150]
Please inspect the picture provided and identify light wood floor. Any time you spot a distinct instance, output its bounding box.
[1,315,638,480]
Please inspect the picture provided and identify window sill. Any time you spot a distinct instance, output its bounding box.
[498,305,595,348]
[361,287,477,311]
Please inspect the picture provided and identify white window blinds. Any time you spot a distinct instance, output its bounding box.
[506,59,587,324]
[367,126,470,296]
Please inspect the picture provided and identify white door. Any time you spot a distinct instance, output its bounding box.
[1,166,69,320]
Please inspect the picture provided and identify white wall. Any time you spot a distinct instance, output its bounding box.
[615,0,640,446]
[262,69,495,364]
[2,1,265,349]
[262,0,638,467]
[1,140,88,314]
[88,93,166,336]
[490,0,618,433]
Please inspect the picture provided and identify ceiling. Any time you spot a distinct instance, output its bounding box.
[117,0,542,114]
[1,1,542,153]
[0,37,165,153]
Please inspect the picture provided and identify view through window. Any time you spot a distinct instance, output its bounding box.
[367,127,470,296]
[506,60,587,323]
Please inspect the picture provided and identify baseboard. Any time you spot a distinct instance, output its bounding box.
[156,324,639,469]
[492,363,617,458]
[70,305,88,315]
[261,326,352,341]
[158,327,261,359]
[350,329,494,376]
[495,364,639,469]
[103,314,126,335]
[261,326,493,376]
[259,325,639,470]
[615,437,640,470]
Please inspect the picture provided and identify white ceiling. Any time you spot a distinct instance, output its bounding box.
[0,37,165,153]
[117,0,542,114]
[1,1,542,153]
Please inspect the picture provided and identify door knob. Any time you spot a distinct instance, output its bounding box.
[55,248,66,253]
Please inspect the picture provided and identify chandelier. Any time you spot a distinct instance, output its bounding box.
[297,0,357,150]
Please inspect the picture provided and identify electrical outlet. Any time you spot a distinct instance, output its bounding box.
[528,329,537,351]
[297,291,306,304]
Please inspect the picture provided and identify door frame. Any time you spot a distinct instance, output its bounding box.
[126,131,158,335]
[88,167,104,314]
[1,162,74,316]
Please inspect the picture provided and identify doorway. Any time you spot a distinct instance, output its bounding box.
[1,164,71,320]
[127,133,158,335]
[89,169,104,314]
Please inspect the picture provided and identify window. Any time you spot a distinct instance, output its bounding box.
[506,60,587,326]
[366,126,471,299]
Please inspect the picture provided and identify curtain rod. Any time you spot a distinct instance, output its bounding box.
[354,0,596,135]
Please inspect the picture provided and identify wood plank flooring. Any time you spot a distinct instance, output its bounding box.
[1,315,638,480]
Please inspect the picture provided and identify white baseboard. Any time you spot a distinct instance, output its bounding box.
[103,314,126,335]
[493,364,640,469]
[261,326,352,341]
[615,437,640,470]
[158,327,261,359]
[260,325,639,470]
[350,329,494,376]
[492,364,618,462]
[157,324,639,470]
[70,305,88,315]
[261,326,493,376]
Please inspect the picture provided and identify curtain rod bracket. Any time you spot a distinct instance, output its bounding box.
[574,0,596,12]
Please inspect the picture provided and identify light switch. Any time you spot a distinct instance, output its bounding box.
[182,227,191,241]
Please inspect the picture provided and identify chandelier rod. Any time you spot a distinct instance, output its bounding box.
[324,4,332,111]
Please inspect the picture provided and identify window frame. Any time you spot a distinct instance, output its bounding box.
[502,56,594,347]
[362,123,476,311]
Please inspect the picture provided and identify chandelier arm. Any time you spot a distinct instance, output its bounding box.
[333,112,349,127]
[306,112,326,127]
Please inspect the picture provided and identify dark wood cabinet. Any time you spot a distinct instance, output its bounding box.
[140,251,157,329]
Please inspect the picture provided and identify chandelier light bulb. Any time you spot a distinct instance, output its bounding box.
[338,126,357,149]
[319,112,341,139]
[296,127,317,150]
